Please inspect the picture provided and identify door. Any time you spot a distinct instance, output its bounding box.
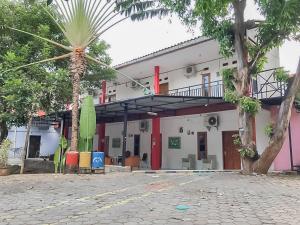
[197,132,207,160]
[222,131,241,169]
[134,135,140,156]
[159,83,169,95]
[151,133,162,168]
[28,136,41,158]
[202,73,210,96]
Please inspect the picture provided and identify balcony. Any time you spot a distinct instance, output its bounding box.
[168,68,288,101]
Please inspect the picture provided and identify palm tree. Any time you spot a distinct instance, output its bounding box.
[3,0,168,152]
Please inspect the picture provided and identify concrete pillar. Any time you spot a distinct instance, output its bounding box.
[151,66,161,170]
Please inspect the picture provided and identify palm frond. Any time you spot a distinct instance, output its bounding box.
[53,0,98,48]
[8,27,72,51]
[1,53,72,74]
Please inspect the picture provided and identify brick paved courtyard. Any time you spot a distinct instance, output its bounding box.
[0,172,300,225]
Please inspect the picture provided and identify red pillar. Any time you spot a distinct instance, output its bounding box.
[151,66,161,170]
[98,80,106,152]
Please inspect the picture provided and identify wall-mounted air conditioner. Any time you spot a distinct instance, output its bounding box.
[130,80,140,89]
[184,65,196,78]
[204,114,219,131]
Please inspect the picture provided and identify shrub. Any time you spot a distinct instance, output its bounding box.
[0,139,12,168]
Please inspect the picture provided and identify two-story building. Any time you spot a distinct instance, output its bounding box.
[8,32,300,171]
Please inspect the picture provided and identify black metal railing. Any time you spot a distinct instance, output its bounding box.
[168,80,224,98]
[251,68,288,99]
[167,68,288,100]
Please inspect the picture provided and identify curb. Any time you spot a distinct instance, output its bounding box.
[132,170,241,174]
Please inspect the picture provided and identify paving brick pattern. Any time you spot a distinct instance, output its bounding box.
[0,172,300,225]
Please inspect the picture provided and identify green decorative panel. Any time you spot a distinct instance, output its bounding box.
[112,138,121,148]
[168,137,181,149]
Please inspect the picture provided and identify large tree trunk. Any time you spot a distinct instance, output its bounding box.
[253,59,300,174]
[20,116,32,174]
[70,50,86,152]
[0,121,8,143]
[233,0,256,173]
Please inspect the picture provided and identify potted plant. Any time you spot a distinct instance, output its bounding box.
[79,95,96,172]
[0,139,12,176]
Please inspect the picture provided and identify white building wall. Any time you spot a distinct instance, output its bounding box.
[255,108,275,171]
[105,120,152,167]
[7,126,61,162]
[160,110,238,170]
[104,110,239,170]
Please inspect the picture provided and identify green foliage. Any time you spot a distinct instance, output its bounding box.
[53,136,68,173]
[264,123,274,138]
[222,68,236,91]
[79,95,96,152]
[0,0,114,132]
[239,97,261,115]
[224,90,239,104]
[238,145,256,159]
[274,68,289,83]
[78,137,93,152]
[232,134,241,146]
[233,134,257,159]
[0,138,11,168]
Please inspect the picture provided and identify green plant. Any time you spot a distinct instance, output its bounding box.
[0,139,12,168]
[224,90,239,104]
[264,123,274,139]
[232,134,241,146]
[79,95,96,152]
[3,0,164,152]
[274,68,289,83]
[238,142,257,159]
[54,136,68,173]
[222,68,236,91]
[239,97,261,115]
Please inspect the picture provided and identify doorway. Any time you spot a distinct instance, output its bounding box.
[197,132,208,160]
[159,83,169,95]
[134,135,140,156]
[222,131,241,169]
[28,135,41,158]
[151,133,162,168]
[202,73,210,96]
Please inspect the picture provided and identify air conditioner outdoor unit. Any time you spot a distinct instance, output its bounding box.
[204,114,219,131]
[184,65,196,78]
[139,120,149,132]
[130,80,140,89]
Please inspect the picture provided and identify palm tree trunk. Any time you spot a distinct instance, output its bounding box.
[70,50,86,152]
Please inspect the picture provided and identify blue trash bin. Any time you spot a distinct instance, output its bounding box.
[92,152,104,169]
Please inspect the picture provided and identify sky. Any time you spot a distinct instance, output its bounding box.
[101,1,299,73]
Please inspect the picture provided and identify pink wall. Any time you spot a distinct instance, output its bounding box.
[274,107,300,171]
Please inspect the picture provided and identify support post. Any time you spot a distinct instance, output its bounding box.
[151,66,162,170]
[122,103,128,167]
[98,80,106,152]
[288,122,294,171]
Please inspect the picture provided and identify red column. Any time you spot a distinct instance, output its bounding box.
[151,66,161,170]
[98,80,106,152]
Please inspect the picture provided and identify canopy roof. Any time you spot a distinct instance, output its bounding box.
[63,95,225,123]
